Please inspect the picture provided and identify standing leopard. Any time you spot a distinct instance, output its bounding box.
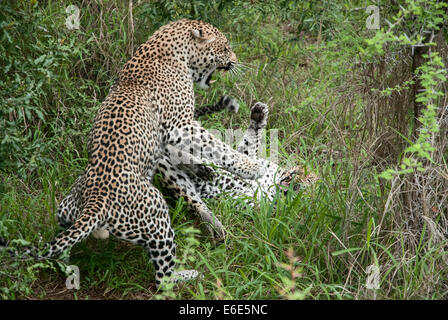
[0,19,266,288]
[155,99,319,241]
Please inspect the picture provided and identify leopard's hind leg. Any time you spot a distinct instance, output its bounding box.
[107,176,199,288]
[156,153,225,243]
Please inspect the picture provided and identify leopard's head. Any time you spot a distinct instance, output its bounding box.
[277,166,319,192]
[124,19,238,89]
[164,19,237,89]
[189,28,237,89]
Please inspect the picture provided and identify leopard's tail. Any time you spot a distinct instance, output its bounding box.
[0,200,105,260]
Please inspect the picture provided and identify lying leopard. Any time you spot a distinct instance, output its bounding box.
[155,98,319,241]
[0,19,267,288]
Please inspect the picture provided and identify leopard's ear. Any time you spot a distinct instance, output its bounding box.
[191,29,215,44]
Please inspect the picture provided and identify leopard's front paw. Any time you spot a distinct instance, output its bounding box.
[220,95,239,114]
[250,102,269,129]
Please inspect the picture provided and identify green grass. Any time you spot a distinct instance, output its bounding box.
[0,0,447,300]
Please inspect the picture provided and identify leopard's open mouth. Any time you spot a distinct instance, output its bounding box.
[205,71,215,87]
[199,68,216,89]
[202,63,233,89]
[217,62,232,71]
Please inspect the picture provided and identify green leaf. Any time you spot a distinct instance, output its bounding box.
[331,247,363,256]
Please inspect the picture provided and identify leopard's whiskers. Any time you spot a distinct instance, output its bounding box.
[232,64,246,76]
[235,62,252,70]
